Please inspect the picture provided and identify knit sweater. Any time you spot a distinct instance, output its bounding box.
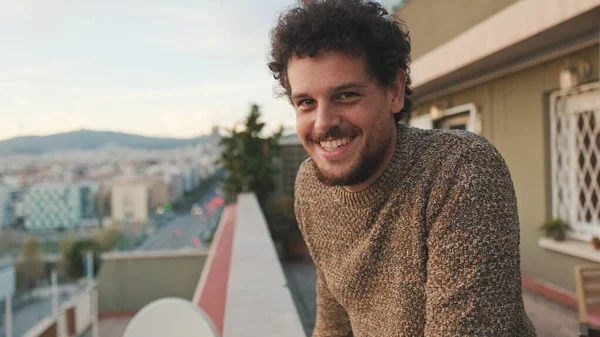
[294,125,537,337]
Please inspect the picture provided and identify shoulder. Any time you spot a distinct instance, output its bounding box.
[420,130,515,206]
[294,158,321,202]
[295,158,315,187]
[407,126,495,154]
[421,131,518,231]
[405,126,506,174]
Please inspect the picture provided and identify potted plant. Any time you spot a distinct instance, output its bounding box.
[591,237,600,251]
[267,194,308,261]
[540,218,570,242]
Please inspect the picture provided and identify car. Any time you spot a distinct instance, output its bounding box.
[190,203,204,215]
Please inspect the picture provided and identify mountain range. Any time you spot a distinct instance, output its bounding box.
[0,130,216,156]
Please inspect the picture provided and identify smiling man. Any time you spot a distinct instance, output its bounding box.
[268,1,536,336]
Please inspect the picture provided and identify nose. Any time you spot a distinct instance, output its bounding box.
[314,103,341,135]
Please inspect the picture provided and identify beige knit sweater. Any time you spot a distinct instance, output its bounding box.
[294,125,536,337]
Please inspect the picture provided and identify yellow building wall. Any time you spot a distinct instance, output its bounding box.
[396,0,519,59]
[412,45,600,292]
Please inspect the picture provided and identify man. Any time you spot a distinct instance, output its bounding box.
[268,1,536,336]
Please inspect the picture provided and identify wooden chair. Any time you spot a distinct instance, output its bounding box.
[575,265,600,336]
[580,322,600,337]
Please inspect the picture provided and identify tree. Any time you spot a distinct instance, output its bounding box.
[16,236,44,290]
[220,104,283,204]
[58,234,76,275]
[65,240,102,279]
[58,235,75,254]
[93,227,122,252]
[0,234,9,256]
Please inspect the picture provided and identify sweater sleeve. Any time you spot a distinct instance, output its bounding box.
[312,267,353,337]
[294,164,354,337]
[424,139,536,336]
[295,203,353,337]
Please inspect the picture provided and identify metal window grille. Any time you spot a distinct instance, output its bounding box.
[550,82,600,239]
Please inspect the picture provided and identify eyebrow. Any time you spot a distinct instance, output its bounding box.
[291,82,368,101]
[332,82,367,92]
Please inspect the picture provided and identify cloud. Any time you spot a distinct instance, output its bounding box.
[156,33,266,55]
[84,85,237,103]
[12,66,49,78]
[0,0,300,141]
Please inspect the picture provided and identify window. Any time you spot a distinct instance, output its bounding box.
[550,82,600,239]
[433,103,480,133]
[409,113,433,130]
[279,140,308,196]
[409,103,481,134]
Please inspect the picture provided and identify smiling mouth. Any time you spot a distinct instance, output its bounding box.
[318,137,353,152]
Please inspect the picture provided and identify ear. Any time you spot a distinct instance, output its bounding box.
[390,70,407,115]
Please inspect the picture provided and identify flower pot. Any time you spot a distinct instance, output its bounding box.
[552,231,566,242]
[282,240,308,262]
[592,237,600,251]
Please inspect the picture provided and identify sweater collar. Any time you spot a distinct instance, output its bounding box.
[332,124,413,209]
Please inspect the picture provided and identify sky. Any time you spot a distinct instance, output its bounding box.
[0,0,396,141]
[0,0,299,140]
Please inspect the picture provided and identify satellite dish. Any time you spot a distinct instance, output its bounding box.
[122,298,219,337]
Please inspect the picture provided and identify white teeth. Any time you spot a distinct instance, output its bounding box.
[320,138,351,151]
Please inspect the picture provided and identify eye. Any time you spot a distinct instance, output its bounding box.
[338,92,359,100]
[297,99,316,107]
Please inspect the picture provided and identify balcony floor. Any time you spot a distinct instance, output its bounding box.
[84,317,131,337]
[282,255,579,337]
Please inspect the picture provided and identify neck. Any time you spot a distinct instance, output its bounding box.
[343,128,398,193]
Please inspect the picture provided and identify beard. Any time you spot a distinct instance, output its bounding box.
[307,125,393,187]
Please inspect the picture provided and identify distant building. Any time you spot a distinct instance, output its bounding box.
[111,181,149,229]
[277,137,308,197]
[196,165,209,180]
[148,180,170,211]
[211,125,220,138]
[1,175,24,190]
[79,183,100,219]
[0,262,15,300]
[0,183,14,227]
[181,166,199,193]
[165,170,185,203]
[11,190,26,221]
[95,184,113,219]
[24,183,94,231]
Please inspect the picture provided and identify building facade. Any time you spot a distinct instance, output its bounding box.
[397,0,600,300]
[0,262,15,300]
[111,181,149,229]
[166,171,185,203]
[24,183,92,231]
[148,180,170,211]
[0,183,14,227]
[181,166,200,193]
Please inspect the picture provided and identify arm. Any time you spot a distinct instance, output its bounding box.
[294,205,352,333]
[312,267,353,337]
[424,141,536,336]
[294,160,353,336]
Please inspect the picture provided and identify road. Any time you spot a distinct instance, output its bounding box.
[137,185,221,251]
[137,214,211,251]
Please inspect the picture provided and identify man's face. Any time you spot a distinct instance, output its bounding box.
[288,51,404,187]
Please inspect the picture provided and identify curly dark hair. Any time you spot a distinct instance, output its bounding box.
[268,0,412,123]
